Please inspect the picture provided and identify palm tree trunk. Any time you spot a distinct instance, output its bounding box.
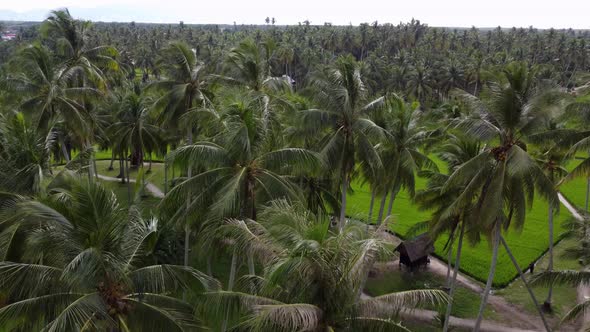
[474,222,500,332]
[544,203,554,310]
[442,221,465,332]
[125,152,131,204]
[338,172,349,231]
[93,158,99,181]
[500,236,551,332]
[108,150,115,171]
[60,137,70,163]
[141,159,146,197]
[228,249,238,291]
[118,154,125,183]
[206,255,213,277]
[377,193,387,224]
[446,244,453,287]
[86,140,95,182]
[184,127,193,267]
[87,159,93,183]
[368,189,376,224]
[385,185,400,220]
[247,253,255,275]
[183,225,190,267]
[223,250,238,332]
[164,162,168,194]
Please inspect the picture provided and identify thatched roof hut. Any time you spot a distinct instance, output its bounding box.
[395,233,434,268]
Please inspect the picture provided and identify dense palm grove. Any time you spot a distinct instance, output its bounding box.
[1,9,590,331]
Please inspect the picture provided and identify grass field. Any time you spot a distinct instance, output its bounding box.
[365,268,497,319]
[345,157,582,287]
[495,237,581,317]
[559,160,589,211]
[91,157,585,288]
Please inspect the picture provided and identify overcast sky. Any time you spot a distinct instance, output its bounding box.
[1,0,589,29]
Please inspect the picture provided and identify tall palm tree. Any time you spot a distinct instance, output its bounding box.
[221,39,293,149]
[303,55,385,230]
[374,94,437,224]
[0,177,219,330]
[108,87,165,202]
[162,91,321,288]
[40,9,118,176]
[529,121,571,311]
[283,93,340,216]
[40,9,118,87]
[0,112,54,194]
[223,39,282,93]
[449,62,559,331]
[203,199,448,331]
[531,212,590,326]
[3,44,100,162]
[415,134,483,332]
[151,41,215,143]
[407,63,434,104]
[149,41,216,267]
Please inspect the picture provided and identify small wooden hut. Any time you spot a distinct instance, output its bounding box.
[395,233,434,270]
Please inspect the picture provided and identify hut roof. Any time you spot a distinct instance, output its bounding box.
[395,233,434,263]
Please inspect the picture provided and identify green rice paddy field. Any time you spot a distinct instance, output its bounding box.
[90,153,588,288]
[346,158,586,287]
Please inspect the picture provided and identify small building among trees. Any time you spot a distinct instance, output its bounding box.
[395,233,434,270]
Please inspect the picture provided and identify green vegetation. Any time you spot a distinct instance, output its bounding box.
[497,238,580,316]
[1,8,590,332]
[347,176,573,287]
[365,269,496,320]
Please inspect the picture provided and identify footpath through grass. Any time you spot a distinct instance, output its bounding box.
[346,158,578,288]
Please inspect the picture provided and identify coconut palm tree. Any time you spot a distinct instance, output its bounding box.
[374,94,438,224]
[108,87,165,202]
[40,9,118,176]
[406,63,434,104]
[203,199,448,331]
[150,41,215,143]
[529,127,571,312]
[2,44,100,162]
[303,55,385,230]
[0,176,219,331]
[415,134,483,332]
[449,62,560,331]
[0,112,54,195]
[282,93,340,217]
[40,9,118,86]
[220,38,294,149]
[161,91,322,288]
[531,211,590,326]
[223,39,282,93]
[149,40,216,267]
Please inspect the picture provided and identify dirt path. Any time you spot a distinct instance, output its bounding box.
[362,284,538,332]
[399,308,539,332]
[97,174,164,198]
[375,229,547,331]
